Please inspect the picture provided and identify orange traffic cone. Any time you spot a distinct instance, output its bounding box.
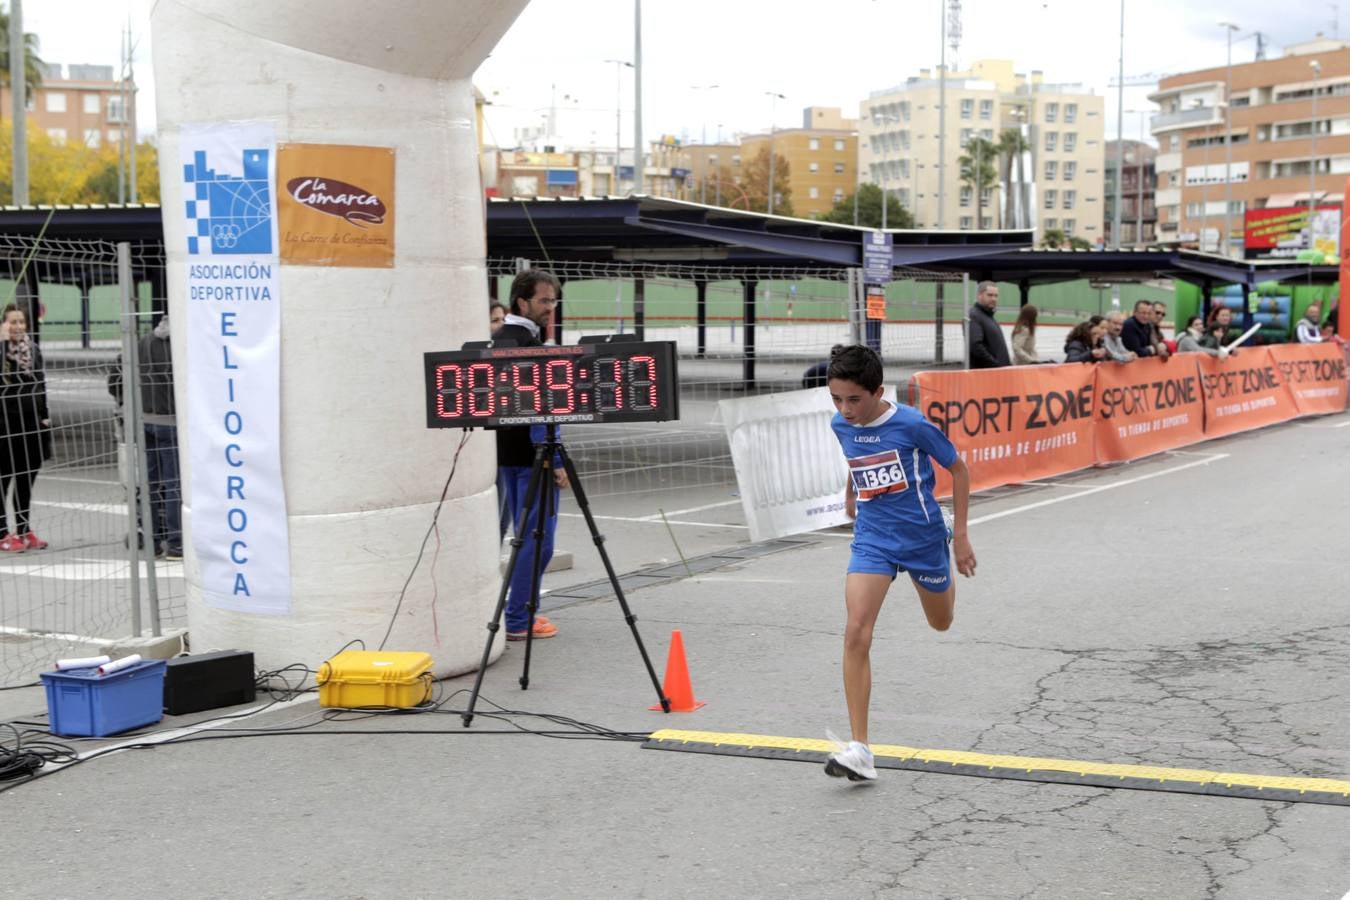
[649,629,705,712]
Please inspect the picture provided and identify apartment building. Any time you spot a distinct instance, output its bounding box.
[860,59,1105,238]
[1149,37,1350,255]
[738,107,858,218]
[0,63,136,148]
[1103,140,1158,245]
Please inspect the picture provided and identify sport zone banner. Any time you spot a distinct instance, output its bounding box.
[912,363,1097,494]
[1265,343,1349,416]
[1092,357,1205,463]
[1194,350,1299,439]
[180,121,292,614]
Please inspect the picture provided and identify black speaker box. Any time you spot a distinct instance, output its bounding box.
[163,650,256,715]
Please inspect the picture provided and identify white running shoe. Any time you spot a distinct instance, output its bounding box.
[824,732,878,781]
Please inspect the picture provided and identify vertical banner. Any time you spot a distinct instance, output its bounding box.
[180,121,292,614]
[913,363,1097,495]
[1195,349,1298,439]
[1093,357,1205,463]
[277,143,396,267]
[1265,343,1349,416]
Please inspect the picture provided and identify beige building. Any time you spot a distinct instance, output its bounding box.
[860,59,1105,240]
[0,63,136,149]
[683,107,857,217]
[1149,37,1350,255]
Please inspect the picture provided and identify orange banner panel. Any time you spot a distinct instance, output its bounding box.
[1092,356,1206,463]
[277,143,395,268]
[1196,349,1299,438]
[1265,343,1349,416]
[912,363,1097,495]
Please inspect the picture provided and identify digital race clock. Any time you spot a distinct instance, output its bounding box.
[423,340,680,428]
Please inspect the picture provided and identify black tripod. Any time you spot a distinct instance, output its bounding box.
[461,424,671,726]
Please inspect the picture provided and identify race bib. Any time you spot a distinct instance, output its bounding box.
[848,449,909,500]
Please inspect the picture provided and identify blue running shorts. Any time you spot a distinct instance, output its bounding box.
[847,529,951,592]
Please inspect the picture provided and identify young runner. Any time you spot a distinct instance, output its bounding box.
[822,344,977,781]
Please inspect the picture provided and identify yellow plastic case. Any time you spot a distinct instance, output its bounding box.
[315,650,434,709]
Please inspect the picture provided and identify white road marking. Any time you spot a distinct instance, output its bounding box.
[558,512,748,529]
[0,625,117,645]
[969,453,1230,526]
[39,475,121,486]
[636,499,742,520]
[35,500,128,515]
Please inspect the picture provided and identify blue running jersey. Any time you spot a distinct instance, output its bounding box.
[831,402,958,540]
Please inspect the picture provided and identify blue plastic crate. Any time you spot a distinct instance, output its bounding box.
[40,659,167,737]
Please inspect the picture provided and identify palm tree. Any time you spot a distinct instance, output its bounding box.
[958,137,998,230]
[998,128,1030,230]
[0,7,45,116]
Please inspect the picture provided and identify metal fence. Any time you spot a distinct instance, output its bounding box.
[1,238,179,688]
[487,258,969,504]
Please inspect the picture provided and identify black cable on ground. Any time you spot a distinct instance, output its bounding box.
[0,685,648,795]
[380,430,472,651]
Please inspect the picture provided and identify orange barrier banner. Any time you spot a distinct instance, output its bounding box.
[913,363,1097,494]
[1195,349,1299,438]
[1265,343,1349,416]
[1092,356,1206,463]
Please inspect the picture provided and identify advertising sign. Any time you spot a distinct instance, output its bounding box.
[277,143,395,267]
[1243,205,1340,259]
[862,230,893,285]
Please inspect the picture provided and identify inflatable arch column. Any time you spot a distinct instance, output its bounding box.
[151,1,530,675]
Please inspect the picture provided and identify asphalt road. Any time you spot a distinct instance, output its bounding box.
[3,409,1349,898]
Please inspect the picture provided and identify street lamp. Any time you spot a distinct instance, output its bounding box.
[1112,0,1125,248]
[1310,59,1322,243]
[690,84,720,205]
[604,59,634,195]
[1220,22,1239,256]
[1124,109,1150,245]
[765,91,786,216]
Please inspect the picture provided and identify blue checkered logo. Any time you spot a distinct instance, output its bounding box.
[183,148,273,255]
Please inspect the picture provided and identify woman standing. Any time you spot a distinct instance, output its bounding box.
[0,304,50,552]
[1010,304,1040,365]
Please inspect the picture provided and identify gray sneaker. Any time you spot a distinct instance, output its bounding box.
[825,739,878,781]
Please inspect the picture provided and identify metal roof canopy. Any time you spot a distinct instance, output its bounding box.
[928,246,1340,290]
[485,195,1034,268]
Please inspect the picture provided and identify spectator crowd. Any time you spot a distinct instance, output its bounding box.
[970,284,1343,370]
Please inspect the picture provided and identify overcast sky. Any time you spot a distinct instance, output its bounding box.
[24,0,1343,147]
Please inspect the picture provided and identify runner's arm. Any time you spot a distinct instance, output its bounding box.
[947,458,976,577]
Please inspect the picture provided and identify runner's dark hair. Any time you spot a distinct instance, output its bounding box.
[826,344,883,392]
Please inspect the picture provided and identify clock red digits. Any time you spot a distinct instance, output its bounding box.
[512,362,542,413]
[628,355,657,410]
[467,362,495,416]
[435,364,464,418]
[545,359,576,413]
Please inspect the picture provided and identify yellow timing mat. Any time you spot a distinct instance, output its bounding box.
[642,729,1350,807]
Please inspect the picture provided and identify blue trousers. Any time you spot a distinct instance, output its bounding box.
[498,466,558,632]
[144,423,183,554]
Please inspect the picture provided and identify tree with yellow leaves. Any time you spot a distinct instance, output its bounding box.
[0,129,159,204]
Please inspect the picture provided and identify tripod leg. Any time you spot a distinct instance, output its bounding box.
[462,448,548,727]
[558,444,671,712]
[518,445,554,691]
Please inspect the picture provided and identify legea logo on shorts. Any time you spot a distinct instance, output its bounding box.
[916,574,946,585]
[854,435,881,443]
[286,177,387,227]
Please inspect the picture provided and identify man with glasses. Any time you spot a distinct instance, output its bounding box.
[493,270,568,641]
